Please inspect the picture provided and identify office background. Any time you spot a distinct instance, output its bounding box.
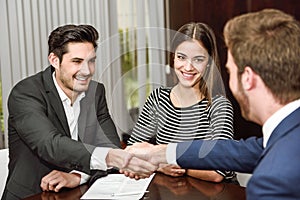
[1,0,299,148]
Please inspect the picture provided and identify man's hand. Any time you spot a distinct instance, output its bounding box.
[40,170,81,192]
[125,142,168,165]
[106,148,158,179]
[119,142,169,179]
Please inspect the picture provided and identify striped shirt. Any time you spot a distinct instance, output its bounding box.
[128,87,234,144]
[128,87,236,180]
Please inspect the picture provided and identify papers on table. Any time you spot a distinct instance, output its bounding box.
[80,173,155,199]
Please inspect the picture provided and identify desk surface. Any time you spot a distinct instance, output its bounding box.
[23,173,246,200]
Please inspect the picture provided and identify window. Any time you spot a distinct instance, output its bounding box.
[117,0,167,124]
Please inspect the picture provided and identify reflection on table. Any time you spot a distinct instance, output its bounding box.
[147,173,246,200]
[23,173,246,200]
[23,184,88,200]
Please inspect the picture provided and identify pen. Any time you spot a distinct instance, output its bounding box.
[112,191,149,196]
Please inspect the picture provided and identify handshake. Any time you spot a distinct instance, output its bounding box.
[40,143,170,193]
[106,142,169,179]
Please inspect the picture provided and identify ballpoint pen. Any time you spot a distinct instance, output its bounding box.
[111,191,149,197]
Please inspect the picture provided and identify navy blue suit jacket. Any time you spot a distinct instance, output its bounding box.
[176,107,300,200]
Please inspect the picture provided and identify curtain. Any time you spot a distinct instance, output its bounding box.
[0,0,124,147]
[115,0,167,137]
[0,0,166,147]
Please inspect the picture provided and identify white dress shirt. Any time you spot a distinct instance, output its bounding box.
[52,73,111,184]
[262,99,300,148]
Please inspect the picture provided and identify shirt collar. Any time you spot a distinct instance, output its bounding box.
[52,72,85,104]
[262,99,300,148]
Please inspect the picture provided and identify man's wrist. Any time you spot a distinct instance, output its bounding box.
[105,149,116,167]
[106,149,130,169]
[152,144,168,164]
[70,172,82,185]
[70,170,90,185]
[166,143,178,165]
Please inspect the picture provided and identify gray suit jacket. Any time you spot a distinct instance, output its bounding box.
[2,66,120,199]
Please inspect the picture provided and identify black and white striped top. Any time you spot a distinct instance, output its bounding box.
[128,87,234,145]
[128,87,236,180]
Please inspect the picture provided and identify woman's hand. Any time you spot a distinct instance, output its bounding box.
[157,163,186,177]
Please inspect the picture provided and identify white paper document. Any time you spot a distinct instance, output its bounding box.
[81,173,155,200]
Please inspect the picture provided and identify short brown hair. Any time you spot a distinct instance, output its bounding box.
[224,9,300,104]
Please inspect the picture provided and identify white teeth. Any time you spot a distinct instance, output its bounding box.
[75,76,88,81]
[182,72,194,78]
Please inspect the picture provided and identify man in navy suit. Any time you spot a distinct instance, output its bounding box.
[125,9,300,199]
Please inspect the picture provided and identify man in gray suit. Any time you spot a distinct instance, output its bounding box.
[1,24,156,199]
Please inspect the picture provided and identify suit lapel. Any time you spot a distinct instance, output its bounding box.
[260,107,300,159]
[43,66,71,137]
[78,98,88,142]
[78,81,97,142]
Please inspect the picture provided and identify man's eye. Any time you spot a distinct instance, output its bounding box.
[89,59,96,63]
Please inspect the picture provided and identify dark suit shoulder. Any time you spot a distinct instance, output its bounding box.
[8,66,54,110]
[10,66,52,93]
[11,71,43,90]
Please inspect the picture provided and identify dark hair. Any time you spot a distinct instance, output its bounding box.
[48,24,99,63]
[170,22,222,105]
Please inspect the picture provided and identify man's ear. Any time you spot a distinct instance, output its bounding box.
[241,66,256,90]
[48,53,60,69]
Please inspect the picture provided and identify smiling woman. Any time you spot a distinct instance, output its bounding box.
[173,40,209,100]
[128,22,237,184]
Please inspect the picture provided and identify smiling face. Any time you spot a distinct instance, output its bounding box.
[174,40,209,89]
[50,42,96,101]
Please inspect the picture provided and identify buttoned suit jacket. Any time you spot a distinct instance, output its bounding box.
[176,107,300,200]
[2,66,121,199]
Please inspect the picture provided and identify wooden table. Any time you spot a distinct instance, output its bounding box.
[23,173,246,200]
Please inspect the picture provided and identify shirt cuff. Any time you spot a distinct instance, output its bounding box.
[70,170,90,185]
[90,147,112,170]
[166,143,178,165]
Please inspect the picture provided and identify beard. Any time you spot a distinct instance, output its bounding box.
[58,69,91,101]
[234,81,250,121]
